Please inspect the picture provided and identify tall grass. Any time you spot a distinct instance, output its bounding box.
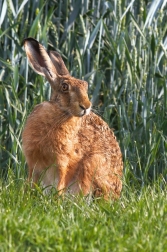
[0,0,167,187]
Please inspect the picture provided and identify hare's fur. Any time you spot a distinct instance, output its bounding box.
[22,38,123,199]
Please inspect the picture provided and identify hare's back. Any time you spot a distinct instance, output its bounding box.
[80,112,123,174]
[81,112,121,154]
[78,112,123,197]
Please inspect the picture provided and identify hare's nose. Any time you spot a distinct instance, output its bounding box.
[79,104,91,116]
[79,104,86,115]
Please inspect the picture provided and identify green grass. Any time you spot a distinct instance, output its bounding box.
[1,176,167,252]
[1,0,167,250]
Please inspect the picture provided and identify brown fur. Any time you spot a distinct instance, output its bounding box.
[22,38,123,199]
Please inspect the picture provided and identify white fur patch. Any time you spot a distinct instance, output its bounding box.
[86,106,91,115]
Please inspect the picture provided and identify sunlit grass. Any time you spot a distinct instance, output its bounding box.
[0,174,167,252]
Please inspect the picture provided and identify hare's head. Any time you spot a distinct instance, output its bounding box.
[24,38,91,117]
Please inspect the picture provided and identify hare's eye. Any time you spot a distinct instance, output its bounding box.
[62,83,69,92]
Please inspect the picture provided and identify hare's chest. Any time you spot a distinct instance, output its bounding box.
[51,124,80,155]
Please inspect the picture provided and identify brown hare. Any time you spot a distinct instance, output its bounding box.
[22,37,123,199]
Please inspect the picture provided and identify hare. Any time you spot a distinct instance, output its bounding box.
[22,37,123,199]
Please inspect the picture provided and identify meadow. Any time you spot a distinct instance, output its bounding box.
[0,0,167,251]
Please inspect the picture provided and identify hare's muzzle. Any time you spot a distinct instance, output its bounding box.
[79,103,91,116]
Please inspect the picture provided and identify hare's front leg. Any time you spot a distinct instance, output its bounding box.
[56,155,70,195]
[28,166,40,185]
[26,154,58,189]
[56,153,81,195]
[26,157,42,187]
[56,166,68,195]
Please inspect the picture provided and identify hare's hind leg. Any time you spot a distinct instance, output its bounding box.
[77,155,102,196]
[78,154,122,199]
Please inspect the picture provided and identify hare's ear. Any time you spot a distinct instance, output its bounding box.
[23,37,58,82]
[48,51,69,76]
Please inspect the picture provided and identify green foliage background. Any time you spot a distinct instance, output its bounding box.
[0,0,167,187]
